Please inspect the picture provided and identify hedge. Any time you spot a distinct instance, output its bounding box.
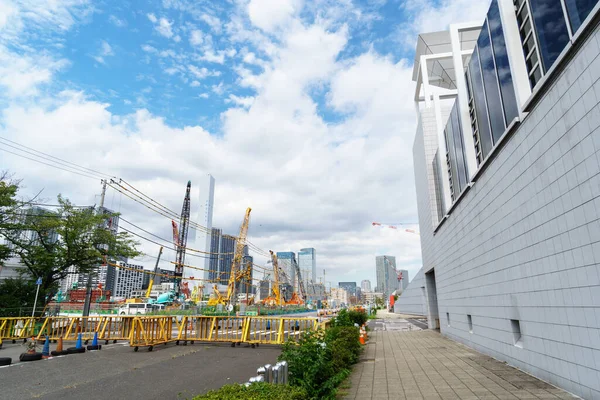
[192,382,307,399]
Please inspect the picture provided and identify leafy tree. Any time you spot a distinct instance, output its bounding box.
[1,191,141,307]
[0,278,37,317]
[0,171,20,268]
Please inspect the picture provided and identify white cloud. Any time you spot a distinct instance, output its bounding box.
[247,0,303,32]
[188,65,220,79]
[108,15,126,27]
[141,44,157,53]
[198,92,209,98]
[101,40,114,56]
[189,29,204,46]
[190,80,201,87]
[227,94,254,108]
[200,13,221,34]
[0,0,17,29]
[147,13,157,23]
[211,82,225,95]
[156,17,174,38]
[173,35,181,43]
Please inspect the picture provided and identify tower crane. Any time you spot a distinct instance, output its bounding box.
[174,181,192,297]
[286,258,306,305]
[262,250,283,306]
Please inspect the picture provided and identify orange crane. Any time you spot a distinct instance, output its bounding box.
[261,251,284,306]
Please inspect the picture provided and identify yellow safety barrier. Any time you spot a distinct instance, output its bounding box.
[0,317,38,341]
[35,316,136,343]
[177,316,248,346]
[242,317,319,345]
[129,316,176,351]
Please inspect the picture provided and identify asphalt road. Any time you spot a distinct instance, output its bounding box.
[0,341,281,400]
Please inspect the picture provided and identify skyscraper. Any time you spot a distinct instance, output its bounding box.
[298,248,316,286]
[375,256,397,299]
[397,269,409,291]
[209,228,236,286]
[194,174,215,283]
[360,280,371,292]
[276,252,296,290]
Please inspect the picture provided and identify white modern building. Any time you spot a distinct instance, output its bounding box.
[191,173,215,285]
[113,262,144,299]
[360,279,372,292]
[396,0,600,398]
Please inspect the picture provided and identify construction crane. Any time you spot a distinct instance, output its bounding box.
[174,181,192,297]
[145,246,163,299]
[287,258,306,305]
[207,207,252,307]
[372,222,420,235]
[262,250,283,306]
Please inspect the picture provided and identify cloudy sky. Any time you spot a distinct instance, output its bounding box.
[0,0,489,288]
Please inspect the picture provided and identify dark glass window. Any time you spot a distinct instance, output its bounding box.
[478,21,506,144]
[469,48,494,159]
[444,122,461,195]
[488,0,519,126]
[529,0,570,72]
[450,104,469,190]
[565,0,598,32]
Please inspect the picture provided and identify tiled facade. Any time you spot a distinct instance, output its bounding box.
[398,1,600,398]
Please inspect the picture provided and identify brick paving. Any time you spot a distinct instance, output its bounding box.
[342,328,577,400]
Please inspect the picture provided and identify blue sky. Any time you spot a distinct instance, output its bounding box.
[0,0,489,285]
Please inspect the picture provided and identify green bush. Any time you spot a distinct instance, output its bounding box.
[330,309,353,327]
[348,310,367,327]
[325,326,361,373]
[192,382,307,400]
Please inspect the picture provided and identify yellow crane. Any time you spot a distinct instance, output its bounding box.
[208,207,252,307]
[262,250,284,306]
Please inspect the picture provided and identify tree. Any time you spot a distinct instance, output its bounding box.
[0,171,20,268]
[0,278,37,317]
[1,194,141,307]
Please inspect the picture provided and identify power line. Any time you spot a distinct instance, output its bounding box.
[0,136,113,179]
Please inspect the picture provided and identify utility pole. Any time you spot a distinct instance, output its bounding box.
[83,180,107,317]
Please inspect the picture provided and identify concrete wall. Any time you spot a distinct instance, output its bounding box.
[394,266,426,316]
[418,23,600,399]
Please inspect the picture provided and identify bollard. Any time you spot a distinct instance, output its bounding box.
[263,364,273,383]
[249,375,264,383]
[276,361,288,385]
[256,366,266,380]
[272,364,280,384]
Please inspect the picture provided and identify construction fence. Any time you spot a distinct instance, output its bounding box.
[0,315,326,350]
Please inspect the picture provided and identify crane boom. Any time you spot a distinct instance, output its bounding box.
[174,181,192,297]
[292,258,306,301]
[145,246,163,298]
[225,207,252,307]
[270,250,282,305]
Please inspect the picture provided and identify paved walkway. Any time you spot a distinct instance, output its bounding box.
[342,316,576,400]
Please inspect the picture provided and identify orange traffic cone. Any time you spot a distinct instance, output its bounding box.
[56,337,63,352]
[359,331,365,345]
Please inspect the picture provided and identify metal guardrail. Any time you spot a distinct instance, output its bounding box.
[35,316,136,343]
[1,315,324,350]
[248,361,289,385]
[0,317,37,341]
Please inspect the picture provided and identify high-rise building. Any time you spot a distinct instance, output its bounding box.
[375,256,397,299]
[257,280,270,301]
[113,262,144,299]
[236,246,253,295]
[298,248,316,287]
[338,282,357,297]
[396,2,600,398]
[360,279,372,292]
[187,174,214,286]
[276,252,296,290]
[397,269,409,291]
[329,287,348,306]
[307,283,326,302]
[209,228,236,286]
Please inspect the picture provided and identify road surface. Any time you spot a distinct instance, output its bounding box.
[0,341,280,399]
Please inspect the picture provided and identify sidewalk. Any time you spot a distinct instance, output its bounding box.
[342,316,576,400]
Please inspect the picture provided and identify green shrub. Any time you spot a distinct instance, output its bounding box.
[192,382,307,399]
[325,326,361,373]
[348,310,367,327]
[330,309,353,327]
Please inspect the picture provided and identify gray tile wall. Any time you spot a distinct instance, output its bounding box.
[409,24,600,399]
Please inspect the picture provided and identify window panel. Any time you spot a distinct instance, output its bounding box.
[450,104,469,190]
[444,125,459,197]
[488,0,519,125]
[565,0,598,32]
[478,21,506,144]
[529,0,570,72]
[469,47,494,159]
